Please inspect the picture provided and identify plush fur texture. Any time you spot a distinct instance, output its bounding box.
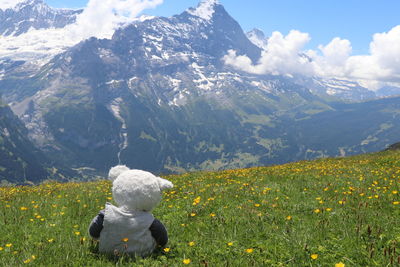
[108,165,130,182]
[109,165,174,212]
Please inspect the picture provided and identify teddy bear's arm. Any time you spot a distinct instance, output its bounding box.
[88,210,105,239]
[149,218,168,247]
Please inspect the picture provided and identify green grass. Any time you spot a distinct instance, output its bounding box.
[1,150,400,266]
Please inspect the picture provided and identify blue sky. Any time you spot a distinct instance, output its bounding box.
[45,0,400,54]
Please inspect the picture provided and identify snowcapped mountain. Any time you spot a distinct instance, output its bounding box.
[0,0,399,180]
[1,0,326,173]
[0,0,82,37]
[292,76,377,102]
[245,28,377,102]
[187,0,219,20]
[311,77,376,101]
[246,28,268,49]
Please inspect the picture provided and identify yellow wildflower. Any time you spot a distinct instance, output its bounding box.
[183,259,191,264]
[188,241,195,246]
[192,196,201,205]
[163,247,170,253]
[335,262,345,267]
[311,254,318,260]
[245,248,254,253]
[122,238,129,242]
[227,242,233,246]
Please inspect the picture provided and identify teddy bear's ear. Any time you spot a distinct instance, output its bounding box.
[108,165,130,181]
[157,177,174,191]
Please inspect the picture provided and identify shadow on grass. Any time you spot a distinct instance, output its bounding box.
[88,241,175,264]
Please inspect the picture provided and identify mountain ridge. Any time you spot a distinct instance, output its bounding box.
[0,97,75,183]
[0,0,82,37]
[0,0,399,181]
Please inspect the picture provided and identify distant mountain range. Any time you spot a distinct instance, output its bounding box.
[0,0,81,36]
[376,86,400,98]
[0,0,399,182]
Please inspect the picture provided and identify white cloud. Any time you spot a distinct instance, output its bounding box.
[0,0,163,63]
[318,38,352,66]
[72,0,163,40]
[224,30,313,76]
[308,37,352,78]
[0,0,25,10]
[224,26,400,89]
[348,25,400,83]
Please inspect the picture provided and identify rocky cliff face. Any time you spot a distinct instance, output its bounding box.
[0,0,81,36]
[0,0,399,177]
[2,1,326,173]
[0,99,74,183]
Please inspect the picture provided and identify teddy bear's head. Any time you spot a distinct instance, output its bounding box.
[108,165,173,212]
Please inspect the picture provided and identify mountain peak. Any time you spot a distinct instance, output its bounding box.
[0,0,25,10]
[247,28,266,39]
[246,28,268,49]
[0,0,43,11]
[187,0,220,20]
[0,0,81,37]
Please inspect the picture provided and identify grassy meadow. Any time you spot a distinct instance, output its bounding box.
[1,150,400,266]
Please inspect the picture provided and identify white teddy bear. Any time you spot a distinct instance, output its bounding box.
[88,165,173,257]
